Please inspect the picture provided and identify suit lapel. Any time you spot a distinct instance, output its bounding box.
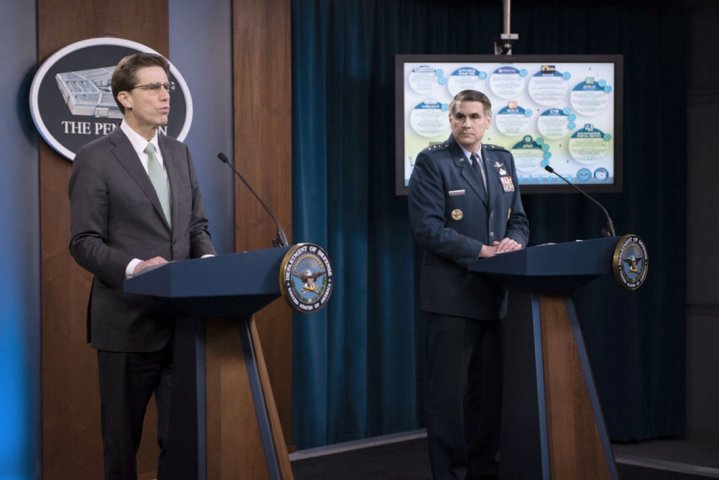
[481,145,498,210]
[158,135,180,230]
[109,128,171,230]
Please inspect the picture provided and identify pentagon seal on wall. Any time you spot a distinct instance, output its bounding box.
[280,243,333,312]
[613,234,648,290]
[29,37,193,161]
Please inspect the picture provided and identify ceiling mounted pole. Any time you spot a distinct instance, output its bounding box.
[494,0,518,55]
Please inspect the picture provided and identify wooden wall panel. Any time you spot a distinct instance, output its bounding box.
[38,1,168,477]
[232,0,294,449]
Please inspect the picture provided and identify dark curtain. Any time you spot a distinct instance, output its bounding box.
[292,0,687,448]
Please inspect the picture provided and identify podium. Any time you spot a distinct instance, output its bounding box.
[468,237,621,480]
[125,247,294,480]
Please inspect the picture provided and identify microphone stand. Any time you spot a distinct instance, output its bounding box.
[544,166,616,237]
[218,152,289,247]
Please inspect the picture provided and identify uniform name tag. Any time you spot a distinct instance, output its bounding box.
[448,189,466,196]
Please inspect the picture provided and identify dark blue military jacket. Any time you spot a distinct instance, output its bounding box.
[408,135,529,320]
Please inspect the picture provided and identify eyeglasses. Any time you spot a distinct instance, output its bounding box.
[131,81,176,93]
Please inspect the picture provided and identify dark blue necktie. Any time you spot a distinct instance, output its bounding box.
[470,152,487,193]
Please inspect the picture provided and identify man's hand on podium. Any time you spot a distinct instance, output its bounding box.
[134,256,169,275]
[479,237,523,258]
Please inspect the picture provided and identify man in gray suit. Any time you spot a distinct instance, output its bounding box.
[408,90,529,479]
[69,52,216,479]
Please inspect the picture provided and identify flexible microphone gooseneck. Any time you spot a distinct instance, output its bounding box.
[217,152,289,247]
[544,165,616,237]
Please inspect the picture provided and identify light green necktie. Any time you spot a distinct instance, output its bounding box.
[144,143,171,226]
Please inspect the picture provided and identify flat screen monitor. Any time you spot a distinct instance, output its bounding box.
[395,54,623,195]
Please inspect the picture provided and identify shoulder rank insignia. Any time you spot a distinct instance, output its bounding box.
[427,142,449,152]
[484,143,509,153]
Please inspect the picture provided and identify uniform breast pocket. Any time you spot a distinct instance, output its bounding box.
[446,192,468,223]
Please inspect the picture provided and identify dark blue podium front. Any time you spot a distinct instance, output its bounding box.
[468,237,620,480]
[124,247,293,480]
[125,246,289,317]
[468,236,618,293]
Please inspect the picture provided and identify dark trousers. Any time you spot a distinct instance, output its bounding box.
[426,314,504,480]
[97,343,173,480]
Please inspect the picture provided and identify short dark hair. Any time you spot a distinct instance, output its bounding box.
[111,53,171,114]
[448,90,492,116]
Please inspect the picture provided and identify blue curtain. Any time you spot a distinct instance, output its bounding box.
[292,0,686,448]
[291,0,420,449]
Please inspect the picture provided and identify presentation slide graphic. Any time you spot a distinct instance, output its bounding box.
[402,60,616,188]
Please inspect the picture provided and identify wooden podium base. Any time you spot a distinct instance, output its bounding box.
[501,293,618,480]
[204,316,293,480]
[123,249,296,479]
[168,316,293,480]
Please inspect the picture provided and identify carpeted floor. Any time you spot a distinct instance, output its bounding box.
[291,437,713,480]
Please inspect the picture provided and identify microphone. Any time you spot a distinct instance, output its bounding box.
[544,165,616,237]
[217,152,289,247]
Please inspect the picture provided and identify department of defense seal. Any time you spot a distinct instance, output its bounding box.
[280,243,333,312]
[612,234,648,290]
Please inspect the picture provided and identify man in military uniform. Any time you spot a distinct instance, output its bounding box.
[408,89,529,479]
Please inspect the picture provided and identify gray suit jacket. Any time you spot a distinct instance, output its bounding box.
[408,135,529,320]
[69,127,216,352]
